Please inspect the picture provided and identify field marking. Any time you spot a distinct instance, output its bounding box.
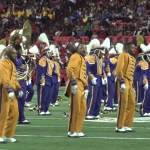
[26,117,150,122]
[85,117,150,123]
[27,117,65,120]
[14,134,150,140]
[16,125,150,130]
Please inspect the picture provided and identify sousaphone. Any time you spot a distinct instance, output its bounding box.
[22,20,32,52]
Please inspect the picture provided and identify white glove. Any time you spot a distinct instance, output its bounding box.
[40,83,45,87]
[83,90,89,100]
[120,83,126,92]
[143,83,149,91]
[28,78,32,85]
[71,85,78,94]
[91,77,97,85]
[102,78,107,85]
[107,73,111,77]
[8,92,15,99]
[18,90,24,98]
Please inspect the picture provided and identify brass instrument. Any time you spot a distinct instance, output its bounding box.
[9,20,32,80]
[22,20,32,51]
[17,63,29,81]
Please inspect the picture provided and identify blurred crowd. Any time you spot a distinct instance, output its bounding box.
[0,0,150,45]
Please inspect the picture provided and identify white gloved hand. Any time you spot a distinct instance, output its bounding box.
[91,77,97,85]
[107,73,111,77]
[28,78,32,85]
[8,92,15,99]
[102,78,107,85]
[143,83,149,91]
[18,90,24,98]
[83,90,89,100]
[40,83,45,87]
[71,85,78,94]
[120,83,126,92]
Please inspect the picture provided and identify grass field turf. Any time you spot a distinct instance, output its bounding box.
[1,87,150,150]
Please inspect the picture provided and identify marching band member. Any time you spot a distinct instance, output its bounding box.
[64,43,88,138]
[104,48,118,111]
[50,46,61,106]
[7,20,32,124]
[134,44,149,106]
[85,38,107,120]
[139,44,150,117]
[27,45,39,111]
[113,43,124,107]
[101,38,111,108]
[25,66,35,107]
[36,33,54,115]
[0,47,22,143]
[115,42,136,132]
[8,26,31,124]
[15,41,31,124]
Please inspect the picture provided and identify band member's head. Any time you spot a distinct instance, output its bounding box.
[5,46,17,64]
[9,30,22,48]
[46,51,53,59]
[66,43,76,58]
[40,47,50,56]
[126,42,136,56]
[76,43,87,57]
[89,39,105,59]
[36,33,50,51]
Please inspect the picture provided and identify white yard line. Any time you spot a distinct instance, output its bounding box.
[85,117,150,123]
[26,117,150,122]
[16,125,150,130]
[14,134,150,140]
[27,117,65,120]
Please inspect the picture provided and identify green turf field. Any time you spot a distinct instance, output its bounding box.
[1,86,150,150]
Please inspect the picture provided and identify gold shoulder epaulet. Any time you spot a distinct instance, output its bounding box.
[85,55,95,64]
[110,58,118,64]
[141,61,149,70]
[39,57,46,67]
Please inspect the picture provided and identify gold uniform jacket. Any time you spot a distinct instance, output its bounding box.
[0,58,21,91]
[65,53,88,97]
[115,52,136,82]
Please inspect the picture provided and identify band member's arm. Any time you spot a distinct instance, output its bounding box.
[105,61,111,74]
[115,53,125,83]
[0,60,21,91]
[85,56,95,80]
[66,55,79,85]
[36,57,47,85]
[140,61,149,85]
